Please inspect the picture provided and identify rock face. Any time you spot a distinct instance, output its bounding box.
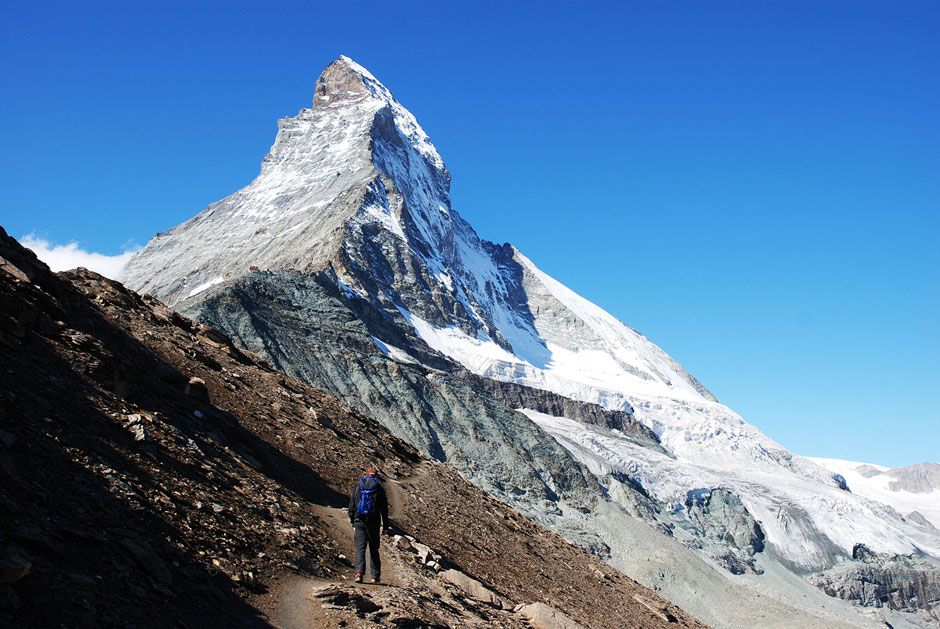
[810,544,940,617]
[684,488,765,575]
[179,269,603,513]
[121,56,940,623]
[469,375,666,453]
[886,463,940,494]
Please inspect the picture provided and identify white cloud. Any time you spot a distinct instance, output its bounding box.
[19,234,141,281]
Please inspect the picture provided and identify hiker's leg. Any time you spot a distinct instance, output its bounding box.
[367,521,381,579]
[354,522,368,576]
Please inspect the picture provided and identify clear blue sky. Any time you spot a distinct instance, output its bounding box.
[2,1,937,467]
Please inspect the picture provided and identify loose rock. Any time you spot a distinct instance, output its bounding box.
[440,568,506,609]
[516,602,585,629]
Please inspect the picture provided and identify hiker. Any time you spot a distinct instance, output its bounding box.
[348,467,389,583]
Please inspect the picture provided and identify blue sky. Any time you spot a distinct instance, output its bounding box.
[2,1,937,467]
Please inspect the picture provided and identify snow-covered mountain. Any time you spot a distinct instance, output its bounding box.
[811,459,940,530]
[124,56,940,626]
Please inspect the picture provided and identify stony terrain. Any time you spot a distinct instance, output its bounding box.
[0,226,704,627]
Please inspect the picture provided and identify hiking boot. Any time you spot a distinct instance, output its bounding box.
[354,573,362,583]
[371,577,380,584]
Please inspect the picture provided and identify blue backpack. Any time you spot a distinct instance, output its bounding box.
[357,477,378,516]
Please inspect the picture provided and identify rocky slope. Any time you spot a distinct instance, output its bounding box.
[178,267,658,508]
[120,56,939,626]
[0,226,710,627]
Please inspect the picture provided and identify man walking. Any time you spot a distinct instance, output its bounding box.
[348,467,389,583]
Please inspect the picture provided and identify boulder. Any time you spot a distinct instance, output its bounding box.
[440,568,506,608]
[185,377,209,401]
[407,540,441,567]
[127,419,149,442]
[515,602,584,629]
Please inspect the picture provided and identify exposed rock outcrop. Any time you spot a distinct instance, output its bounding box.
[684,488,765,575]
[886,463,940,494]
[855,464,884,478]
[832,473,850,491]
[851,462,940,494]
[809,544,940,620]
[469,375,666,453]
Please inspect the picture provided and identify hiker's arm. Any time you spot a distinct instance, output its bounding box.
[348,488,357,523]
[381,486,390,531]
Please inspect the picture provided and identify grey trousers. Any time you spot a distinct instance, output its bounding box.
[353,520,381,578]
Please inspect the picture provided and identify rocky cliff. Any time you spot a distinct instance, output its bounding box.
[810,544,940,616]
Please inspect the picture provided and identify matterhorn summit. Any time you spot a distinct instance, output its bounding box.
[124,55,444,303]
[125,57,940,627]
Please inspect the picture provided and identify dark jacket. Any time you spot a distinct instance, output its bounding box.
[348,476,389,528]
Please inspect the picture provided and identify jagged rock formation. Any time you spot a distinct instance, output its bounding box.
[121,56,940,625]
[684,488,766,575]
[809,544,940,620]
[0,226,704,627]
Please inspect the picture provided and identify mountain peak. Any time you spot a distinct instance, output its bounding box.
[310,56,443,170]
[313,55,377,108]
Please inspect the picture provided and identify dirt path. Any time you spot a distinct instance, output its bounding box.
[272,505,405,628]
[317,505,404,585]
[271,467,436,628]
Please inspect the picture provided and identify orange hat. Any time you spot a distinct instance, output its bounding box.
[365,467,377,476]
